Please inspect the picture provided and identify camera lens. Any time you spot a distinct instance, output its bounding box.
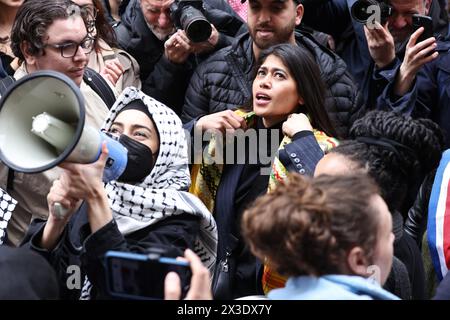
[185,18,212,43]
[350,0,378,23]
[179,6,212,43]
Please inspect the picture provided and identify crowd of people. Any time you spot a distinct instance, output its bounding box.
[1,0,450,300]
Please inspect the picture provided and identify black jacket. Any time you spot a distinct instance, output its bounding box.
[182,31,365,138]
[114,0,245,115]
[0,52,14,79]
[0,246,59,299]
[21,202,200,300]
[212,131,325,299]
[405,171,436,248]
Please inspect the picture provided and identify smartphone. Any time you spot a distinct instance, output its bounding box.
[412,14,434,43]
[105,250,191,300]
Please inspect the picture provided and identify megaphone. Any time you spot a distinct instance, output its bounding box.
[0,71,128,216]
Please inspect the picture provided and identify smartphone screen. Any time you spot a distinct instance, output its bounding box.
[412,14,433,43]
[105,251,191,300]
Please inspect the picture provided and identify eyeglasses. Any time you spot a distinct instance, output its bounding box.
[44,36,95,58]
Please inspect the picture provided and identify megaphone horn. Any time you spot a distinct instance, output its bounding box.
[0,71,128,218]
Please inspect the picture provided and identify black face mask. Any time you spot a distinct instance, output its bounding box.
[117,134,156,184]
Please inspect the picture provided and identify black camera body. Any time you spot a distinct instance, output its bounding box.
[170,0,212,43]
[351,0,393,24]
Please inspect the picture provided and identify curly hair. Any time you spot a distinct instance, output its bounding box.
[10,0,81,61]
[331,110,444,213]
[242,173,381,278]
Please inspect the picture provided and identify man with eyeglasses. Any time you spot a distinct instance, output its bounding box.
[0,0,112,247]
[300,0,448,109]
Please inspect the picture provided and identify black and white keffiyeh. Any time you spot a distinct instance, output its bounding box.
[102,87,217,266]
[0,188,17,245]
[81,87,217,299]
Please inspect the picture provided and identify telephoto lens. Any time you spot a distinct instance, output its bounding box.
[170,0,212,43]
[179,5,212,42]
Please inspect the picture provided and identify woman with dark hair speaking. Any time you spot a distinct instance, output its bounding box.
[190,43,339,299]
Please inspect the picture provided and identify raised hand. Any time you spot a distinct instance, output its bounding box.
[100,58,124,85]
[195,110,247,133]
[364,21,395,69]
[282,113,313,138]
[394,27,438,96]
[164,30,192,64]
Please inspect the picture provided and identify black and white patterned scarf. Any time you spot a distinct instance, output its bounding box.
[80,87,217,299]
[0,188,16,245]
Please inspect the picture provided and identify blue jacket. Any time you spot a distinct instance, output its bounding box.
[268,275,400,300]
[376,41,450,146]
[301,0,448,108]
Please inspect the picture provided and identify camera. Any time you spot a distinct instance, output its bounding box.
[105,247,191,300]
[351,0,393,24]
[170,0,212,43]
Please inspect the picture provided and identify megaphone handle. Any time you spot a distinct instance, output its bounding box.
[53,202,69,220]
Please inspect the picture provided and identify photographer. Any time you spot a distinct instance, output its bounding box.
[300,0,448,108]
[114,0,246,115]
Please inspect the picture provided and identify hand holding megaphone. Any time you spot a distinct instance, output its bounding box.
[49,141,111,220]
[47,180,81,223]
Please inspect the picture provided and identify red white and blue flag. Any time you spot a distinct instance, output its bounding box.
[428,150,450,281]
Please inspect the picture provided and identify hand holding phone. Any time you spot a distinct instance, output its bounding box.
[412,14,433,44]
[393,14,438,96]
[105,248,191,300]
[164,249,213,300]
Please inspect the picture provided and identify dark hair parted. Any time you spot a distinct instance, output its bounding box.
[242,173,381,277]
[10,0,81,61]
[331,110,444,213]
[254,44,338,138]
